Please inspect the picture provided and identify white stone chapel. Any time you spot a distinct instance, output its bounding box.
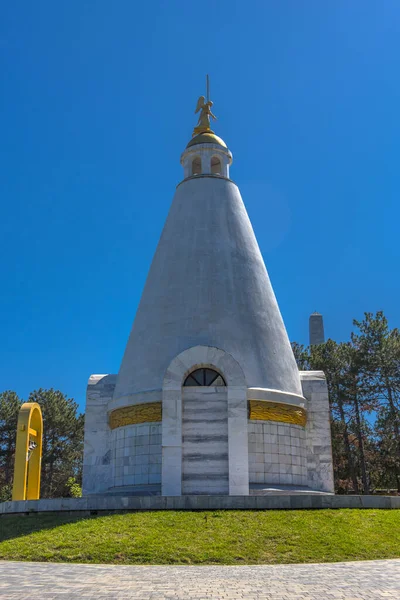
[82,92,334,497]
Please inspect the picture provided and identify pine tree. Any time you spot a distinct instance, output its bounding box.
[0,391,21,499]
[352,312,400,491]
[291,342,310,370]
[345,342,373,494]
[374,406,400,490]
[309,341,360,493]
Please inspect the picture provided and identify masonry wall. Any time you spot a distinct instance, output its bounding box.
[182,388,229,495]
[247,372,334,493]
[248,421,307,486]
[300,371,335,493]
[83,372,334,496]
[110,423,162,489]
[82,374,116,496]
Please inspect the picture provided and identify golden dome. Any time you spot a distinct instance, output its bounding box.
[186,131,227,149]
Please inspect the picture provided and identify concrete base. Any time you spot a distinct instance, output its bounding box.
[88,484,332,498]
[1,494,399,515]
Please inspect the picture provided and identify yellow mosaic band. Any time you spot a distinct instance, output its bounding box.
[109,402,162,430]
[109,399,306,430]
[248,399,307,427]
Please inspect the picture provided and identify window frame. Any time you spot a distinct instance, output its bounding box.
[183,368,226,387]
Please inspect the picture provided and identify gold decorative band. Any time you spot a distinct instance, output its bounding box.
[109,399,306,430]
[248,399,307,427]
[109,402,162,430]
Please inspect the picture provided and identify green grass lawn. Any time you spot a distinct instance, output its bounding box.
[0,509,399,565]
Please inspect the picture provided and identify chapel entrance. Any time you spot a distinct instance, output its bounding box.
[182,368,229,495]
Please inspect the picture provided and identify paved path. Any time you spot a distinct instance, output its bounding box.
[0,559,399,599]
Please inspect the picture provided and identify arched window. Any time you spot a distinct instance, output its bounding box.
[192,156,201,175]
[183,368,226,387]
[211,156,222,175]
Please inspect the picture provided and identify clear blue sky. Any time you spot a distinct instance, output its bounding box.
[1,1,399,411]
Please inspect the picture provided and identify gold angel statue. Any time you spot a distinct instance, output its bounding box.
[193,95,217,136]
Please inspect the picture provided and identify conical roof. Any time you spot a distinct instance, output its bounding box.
[113,173,302,403]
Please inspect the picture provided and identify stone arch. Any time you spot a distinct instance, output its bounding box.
[211,155,222,175]
[191,156,202,175]
[162,345,249,496]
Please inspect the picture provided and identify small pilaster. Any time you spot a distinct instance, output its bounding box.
[82,374,116,495]
[300,371,334,493]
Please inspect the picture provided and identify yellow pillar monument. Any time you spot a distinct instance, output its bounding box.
[12,402,43,501]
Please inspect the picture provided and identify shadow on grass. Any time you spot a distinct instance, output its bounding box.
[0,513,102,544]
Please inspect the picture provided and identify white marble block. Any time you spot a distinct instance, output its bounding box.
[301,371,334,493]
[82,374,116,495]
